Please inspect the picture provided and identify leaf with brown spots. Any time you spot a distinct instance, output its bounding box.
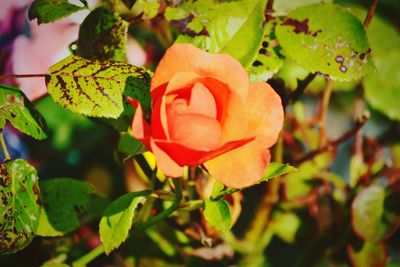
[0,159,41,254]
[46,55,150,118]
[28,0,87,24]
[36,178,94,237]
[276,3,374,81]
[0,84,47,140]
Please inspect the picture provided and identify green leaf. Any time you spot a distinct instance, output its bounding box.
[364,50,400,121]
[46,55,149,118]
[260,162,298,183]
[335,2,400,120]
[203,199,232,232]
[352,184,397,242]
[41,262,69,267]
[77,8,129,62]
[132,0,160,19]
[36,178,94,237]
[167,0,265,67]
[348,241,387,267]
[100,71,151,131]
[164,0,214,34]
[208,0,266,68]
[273,0,333,16]
[174,35,211,51]
[270,212,301,243]
[249,23,284,82]
[28,0,86,24]
[275,3,374,81]
[117,133,146,157]
[124,74,152,112]
[99,191,150,254]
[0,159,41,254]
[211,162,297,199]
[0,84,47,140]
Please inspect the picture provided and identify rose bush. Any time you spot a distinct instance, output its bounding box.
[131,44,284,188]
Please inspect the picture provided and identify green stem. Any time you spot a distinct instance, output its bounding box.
[71,179,183,266]
[0,131,10,160]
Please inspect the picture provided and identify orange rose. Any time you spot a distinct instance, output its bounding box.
[131,44,284,188]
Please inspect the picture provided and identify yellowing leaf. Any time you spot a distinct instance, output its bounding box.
[46,55,149,118]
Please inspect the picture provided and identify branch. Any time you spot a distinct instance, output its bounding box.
[364,0,378,27]
[265,0,275,21]
[0,131,10,160]
[296,112,370,164]
[290,73,317,103]
[0,74,47,79]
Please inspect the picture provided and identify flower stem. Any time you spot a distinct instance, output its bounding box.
[0,131,10,160]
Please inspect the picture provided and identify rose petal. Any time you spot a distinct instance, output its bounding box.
[168,112,222,150]
[150,139,184,177]
[205,141,271,188]
[246,82,284,148]
[131,103,151,148]
[151,44,249,99]
[154,137,254,166]
[167,82,217,119]
[151,98,168,139]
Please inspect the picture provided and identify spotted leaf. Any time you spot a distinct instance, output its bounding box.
[77,8,129,62]
[36,178,94,237]
[0,84,47,140]
[0,159,41,254]
[28,0,87,24]
[46,55,149,118]
[276,3,374,81]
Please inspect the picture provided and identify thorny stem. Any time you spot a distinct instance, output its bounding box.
[0,131,10,160]
[318,79,333,147]
[291,73,317,103]
[364,0,378,27]
[296,112,370,164]
[72,179,183,266]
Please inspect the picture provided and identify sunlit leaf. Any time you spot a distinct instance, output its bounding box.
[249,23,284,82]
[203,199,232,232]
[352,184,397,242]
[0,159,41,254]
[133,0,160,19]
[41,262,69,267]
[99,190,150,254]
[208,0,266,68]
[0,84,47,140]
[36,178,94,237]
[77,8,128,62]
[364,50,400,121]
[28,0,86,24]
[167,0,265,68]
[276,3,374,81]
[348,241,387,267]
[273,0,333,16]
[46,55,149,118]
